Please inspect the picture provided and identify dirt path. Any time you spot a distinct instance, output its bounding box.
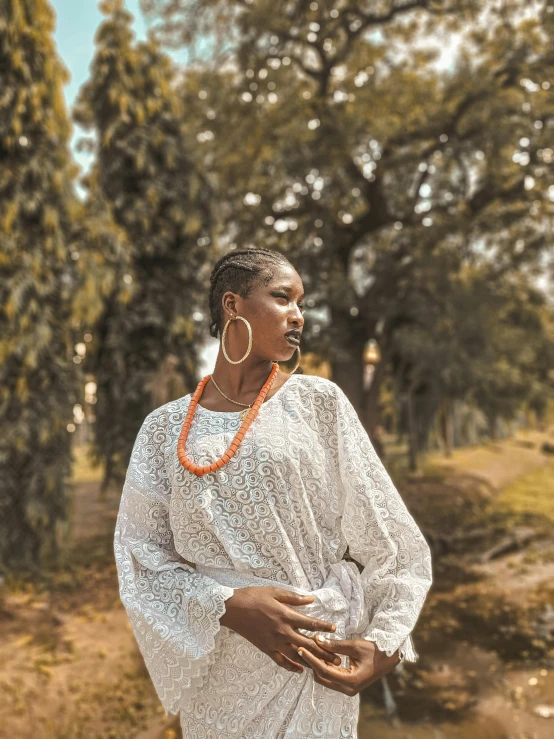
[1,428,553,738]
[422,428,551,491]
[0,536,170,739]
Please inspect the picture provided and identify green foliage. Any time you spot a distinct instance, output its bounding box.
[0,0,80,571]
[142,0,554,438]
[390,263,554,443]
[73,0,216,489]
[498,456,554,525]
[2,0,553,542]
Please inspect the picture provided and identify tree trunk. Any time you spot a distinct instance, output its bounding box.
[363,356,385,438]
[393,362,406,444]
[328,310,368,413]
[407,383,418,472]
[330,347,365,411]
[441,396,454,458]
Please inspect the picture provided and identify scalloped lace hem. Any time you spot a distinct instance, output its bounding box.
[152,583,236,716]
[362,631,419,663]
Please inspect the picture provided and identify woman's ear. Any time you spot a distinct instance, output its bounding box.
[222,292,237,318]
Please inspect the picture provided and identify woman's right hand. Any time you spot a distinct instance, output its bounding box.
[220,586,342,673]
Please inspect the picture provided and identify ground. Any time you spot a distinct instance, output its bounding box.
[1,426,553,738]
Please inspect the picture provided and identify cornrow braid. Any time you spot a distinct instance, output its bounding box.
[208,247,291,339]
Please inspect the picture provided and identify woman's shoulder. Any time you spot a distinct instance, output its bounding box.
[292,372,338,394]
[140,395,188,431]
[141,373,342,422]
[290,373,343,409]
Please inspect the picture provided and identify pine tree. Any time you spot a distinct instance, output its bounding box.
[0,0,80,571]
[74,0,215,490]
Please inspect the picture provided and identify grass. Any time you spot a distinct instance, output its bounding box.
[496,456,554,525]
[71,444,103,484]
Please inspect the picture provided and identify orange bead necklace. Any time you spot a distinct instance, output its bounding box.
[177,362,280,477]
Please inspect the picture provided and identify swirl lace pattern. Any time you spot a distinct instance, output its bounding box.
[334,387,432,661]
[113,427,235,715]
[114,374,433,738]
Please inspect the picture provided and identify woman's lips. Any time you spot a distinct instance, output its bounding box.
[285,335,301,345]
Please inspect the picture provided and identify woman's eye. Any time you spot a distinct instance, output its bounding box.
[275,293,304,310]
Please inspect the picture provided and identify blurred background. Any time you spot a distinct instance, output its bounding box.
[1,0,554,737]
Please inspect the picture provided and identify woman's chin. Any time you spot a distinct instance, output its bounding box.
[278,346,300,363]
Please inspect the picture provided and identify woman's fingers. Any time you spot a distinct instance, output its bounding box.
[272,650,303,673]
[276,594,336,634]
[296,647,347,678]
[280,641,329,670]
[312,671,339,690]
[273,589,314,605]
[285,610,337,634]
[297,646,356,695]
[294,633,342,665]
[314,634,358,656]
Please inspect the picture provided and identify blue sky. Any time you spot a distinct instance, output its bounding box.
[51,1,148,178]
[50,1,218,367]
[51,1,195,180]
[51,0,147,109]
[50,1,458,196]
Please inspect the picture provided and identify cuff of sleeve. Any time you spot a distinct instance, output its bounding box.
[153,582,236,716]
[362,630,419,663]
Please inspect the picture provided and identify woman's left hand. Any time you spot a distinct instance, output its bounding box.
[296,634,401,696]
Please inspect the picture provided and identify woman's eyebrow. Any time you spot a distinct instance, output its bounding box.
[276,285,305,299]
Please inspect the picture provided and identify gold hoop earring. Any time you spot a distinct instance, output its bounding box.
[221,314,252,364]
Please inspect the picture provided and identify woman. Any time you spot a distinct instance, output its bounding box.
[114,247,433,738]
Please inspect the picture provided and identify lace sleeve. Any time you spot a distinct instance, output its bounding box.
[334,385,433,663]
[113,409,235,716]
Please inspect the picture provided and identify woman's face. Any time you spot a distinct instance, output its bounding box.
[221,263,305,362]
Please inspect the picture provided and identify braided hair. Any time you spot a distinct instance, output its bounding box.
[208,247,292,339]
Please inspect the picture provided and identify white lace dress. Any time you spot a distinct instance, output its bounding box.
[114,373,433,739]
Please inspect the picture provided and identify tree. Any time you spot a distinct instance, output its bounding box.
[470,277,554,440]
[73,0,216,490]
[141,0,554,433]
[0,0,80,570]
[388,263,554,468]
